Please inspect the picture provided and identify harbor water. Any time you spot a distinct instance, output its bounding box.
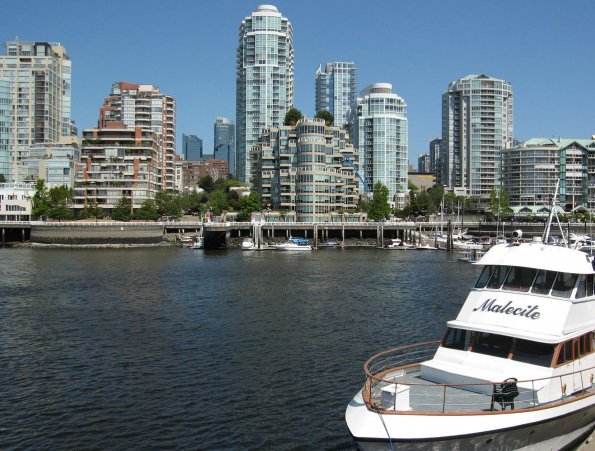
[0,246,481,450]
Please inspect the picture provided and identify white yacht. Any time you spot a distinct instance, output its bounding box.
[346,205,595,449]
[275,237,313,251]
[384,238,414,250]
[241,238,255,250]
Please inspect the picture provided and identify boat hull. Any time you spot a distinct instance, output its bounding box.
[347,392,595,451]
[275,245,312,251]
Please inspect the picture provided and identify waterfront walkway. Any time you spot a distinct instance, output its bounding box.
[1,219,593,247]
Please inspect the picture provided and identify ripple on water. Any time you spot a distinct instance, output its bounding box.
[0,247,480,449]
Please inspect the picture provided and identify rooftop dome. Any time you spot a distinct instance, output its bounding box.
[256,5,279,12]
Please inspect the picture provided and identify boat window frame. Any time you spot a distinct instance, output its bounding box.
[486,265,511,290]
[470,331,514,359]
[441,327,472,351]
[554,332,595,367]
[501,266,539,292]
[474,265,496,288]
[550,272,579,299]
[530,269,558,296]
[575,274,595,299]
[510,338,556,367]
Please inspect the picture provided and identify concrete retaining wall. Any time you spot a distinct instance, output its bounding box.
[31,224,164,245]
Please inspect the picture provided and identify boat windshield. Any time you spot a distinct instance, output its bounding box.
[472,332,513,359]
[476,265,583,299]
[442,328,471,350]
[442,328,561,367]
[511,339,556,366]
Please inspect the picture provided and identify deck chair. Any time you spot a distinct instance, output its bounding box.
[491,377,519,410]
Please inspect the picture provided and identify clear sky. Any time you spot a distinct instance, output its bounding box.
[4,0,594,164]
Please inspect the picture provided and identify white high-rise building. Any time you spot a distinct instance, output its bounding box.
[236,4,294,183]
[349,83,408,208]
[442,74,513,199]
[0,40,72,182]
[315,62,357,127]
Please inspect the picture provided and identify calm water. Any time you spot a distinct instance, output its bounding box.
[0,246,481,450]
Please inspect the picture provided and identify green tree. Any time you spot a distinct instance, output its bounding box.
[235,191,261,221]
[413,191,436,215]
[283,107,303,126]
[367,181,391,220]
[111,195,132,221]
[0,173,5,183]
[32,179,50,220]
[46,185,73,220]
[206,190,228,216]
[80,200,104,220]
[314,110,333,126]
[489,188,510,219]
[155,190,183,219]
[198,175,215,192]
[134,199,159,221]
[427,185,444,211]
[180,190,206,215]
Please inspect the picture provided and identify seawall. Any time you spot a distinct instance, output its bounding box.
[31,223,164,245]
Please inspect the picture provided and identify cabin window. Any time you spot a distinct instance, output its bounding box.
[511,339,555,367]
[472,332,513,358]
[551,273,578,298]
[486,266,510,289]
[575,274,595,299]
[531,270,557,295]
[475,265,495,288]
[556,333,595,366]
[557,341,573,365]
[442,327,470,350]
[502,267,538,292]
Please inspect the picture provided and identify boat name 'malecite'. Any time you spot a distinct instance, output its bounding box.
[473,299,541,319]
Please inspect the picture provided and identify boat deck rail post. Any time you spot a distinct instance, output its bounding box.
[442,385,447,413]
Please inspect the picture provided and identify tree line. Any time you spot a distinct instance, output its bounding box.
[30,176,263,222]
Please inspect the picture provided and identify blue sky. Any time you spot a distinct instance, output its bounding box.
[4,0,594,164]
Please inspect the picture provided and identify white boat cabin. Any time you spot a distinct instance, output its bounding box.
[421,240,595,405]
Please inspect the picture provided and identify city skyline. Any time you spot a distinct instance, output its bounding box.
[3,0,594,165]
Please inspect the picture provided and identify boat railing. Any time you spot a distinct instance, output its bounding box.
[364,341,595,414]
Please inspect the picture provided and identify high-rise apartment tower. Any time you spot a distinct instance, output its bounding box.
[0,40,72,182]
[315,62,357,127]
[236,4,294,183]
[349,83,408,208]
[99,82,176,190]
[441,74,513,199]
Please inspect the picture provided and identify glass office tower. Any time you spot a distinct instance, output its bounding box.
[214,117,235,176]
[182,134,203,161]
